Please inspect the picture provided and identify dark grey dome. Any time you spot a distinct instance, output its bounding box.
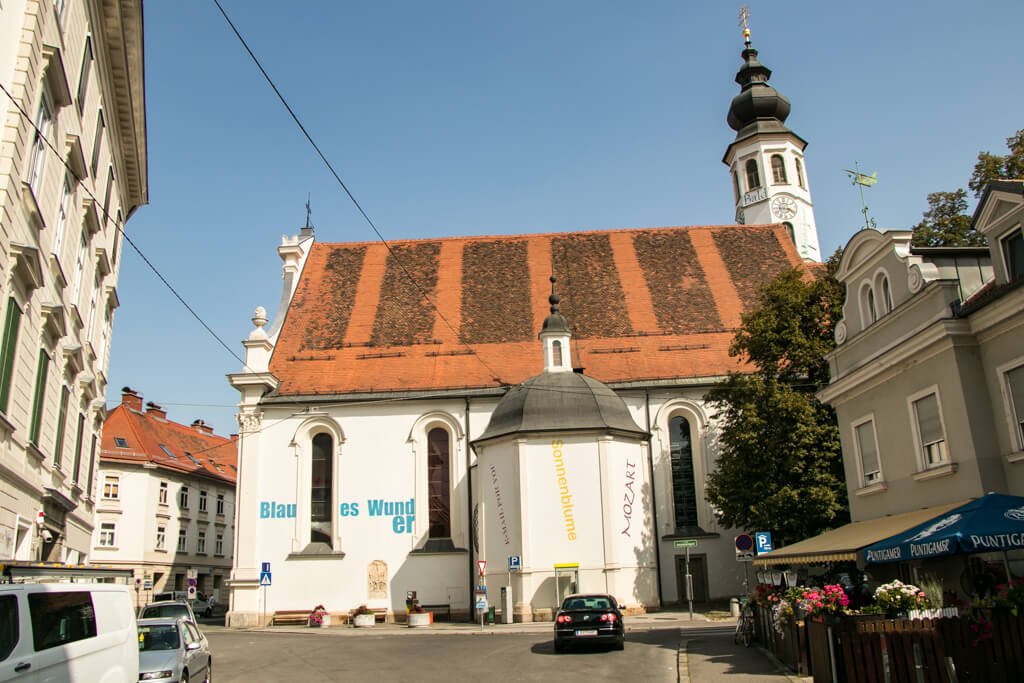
[727,44,792,134]
[474,372,647,445]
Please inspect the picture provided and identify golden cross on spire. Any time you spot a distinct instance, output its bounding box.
[738,5,751,43]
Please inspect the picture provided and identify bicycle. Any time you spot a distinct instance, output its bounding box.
[733,597,754,647]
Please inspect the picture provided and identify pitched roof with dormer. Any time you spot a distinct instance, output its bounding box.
[101,390,237,485]
[267,224,806,397]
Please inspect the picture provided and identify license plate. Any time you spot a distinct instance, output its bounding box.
[574,629,598,636]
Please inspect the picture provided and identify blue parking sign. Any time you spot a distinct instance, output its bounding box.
[755,532,773,554]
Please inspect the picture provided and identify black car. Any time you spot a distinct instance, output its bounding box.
[553,593,625,652]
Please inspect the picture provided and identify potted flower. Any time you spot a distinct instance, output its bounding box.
[407,603,430,628]
[309,605,329,628]
[352,605,375,628]
[873,579,930,618]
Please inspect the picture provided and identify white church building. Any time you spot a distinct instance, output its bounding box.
[226,34,823,626]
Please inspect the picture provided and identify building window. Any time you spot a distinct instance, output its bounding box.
[913,392,948,467]
[0,298,24,414]
[98,522,116,547]
[311,433,333,546]
[881,276,893,313]
[552,340,562,367]
[53,386,70,469]
[101,167,114,227]
[26,92,53,193]
[732,171,741,202]
[179,486,189,509]
[669,415,699,530]
[177,529,187,552]
[28,350,50,446]
[1003,228,1023,281]
[771,154,788,184]
[427,427,451,538]
[853,419,881,485]
[197,531,206,554]
[783,222,795,245]
[86,274,100,342]
[54,173,72,259]
[216,493,225,515]
[156,526,165,550]
[71,413,85,482]
[215,534,224,557]
[72,232,88,306]
[90,110,104,178]
[1006,365,1024,450]
[103,475,119,499]
[86,435,97,498]
[113,437,128,448]
[745,158,761,190]
[863,284,877,325]
[76,36,93,115]
[795,157,805,189]
[199,490,208,513]
[159,481,168,505]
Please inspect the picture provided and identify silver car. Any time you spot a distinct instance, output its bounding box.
[139,600,198,625]
[137,617,212,683]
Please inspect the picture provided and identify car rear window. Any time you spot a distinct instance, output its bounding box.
[138,624,180,651]
[28,592,97,651]
[141,605,189,620]
[562,596,613,610]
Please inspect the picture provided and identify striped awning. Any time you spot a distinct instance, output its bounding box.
[753,501,968,566]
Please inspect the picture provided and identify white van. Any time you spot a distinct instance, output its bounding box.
[0,582,138,682]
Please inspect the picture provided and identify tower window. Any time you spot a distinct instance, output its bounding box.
[669,416,698,530]
[732,171,741,202]
[427,427,451,538]
[795,158,806,189]
[771,155,788,184]
[745,159,761,190]
[881,276,893,313]
[783,222,795,245]
[865,286,877,324]
[552,340,562,367]
[311,433,333,547]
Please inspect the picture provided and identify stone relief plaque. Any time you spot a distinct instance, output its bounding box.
[368,560,388,599]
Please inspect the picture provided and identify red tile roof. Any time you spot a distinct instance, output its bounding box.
[270,224,807,396]
[101,398,237,484]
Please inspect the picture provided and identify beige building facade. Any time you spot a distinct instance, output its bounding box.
[0,0,146,563]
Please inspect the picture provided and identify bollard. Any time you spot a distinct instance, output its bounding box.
[730,597,740,618]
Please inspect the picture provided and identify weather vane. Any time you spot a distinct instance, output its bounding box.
[305,194,312,229]
[843,162,879,231]
[738,5,751,43]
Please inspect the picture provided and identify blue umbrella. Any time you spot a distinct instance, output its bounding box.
[863,493,1024,564]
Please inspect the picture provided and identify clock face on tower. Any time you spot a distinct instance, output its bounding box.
[771,196,797,220]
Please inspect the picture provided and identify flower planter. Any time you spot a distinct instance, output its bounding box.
[407,612,430,628]
[353,613,375,627]
[319,614,332,628]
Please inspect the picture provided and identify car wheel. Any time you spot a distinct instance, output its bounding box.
[203,660,212,683]
[614,637,625,651]
[181,673,188,683]
[553,640,565,654]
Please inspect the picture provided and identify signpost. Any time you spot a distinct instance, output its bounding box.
[260,562,270,627]
[507,556,520,625]
[674,539,698,619]
[476,560,487,629]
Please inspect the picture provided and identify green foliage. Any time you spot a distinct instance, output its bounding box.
[911,189,987,247]
[704,264,848,544]
[969,129,1024,197]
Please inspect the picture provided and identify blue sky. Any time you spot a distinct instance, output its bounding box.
[106,1,1024,434]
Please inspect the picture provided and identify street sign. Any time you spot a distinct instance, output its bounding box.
[259,571,271,586]
[188,578,197,587]
[261,562,271,573]
[673,539,698,549]
[475,599,487,611]
[187,585,196,599]
[477,560,487,576]
[755,532,774,554]
[734,534,755,561]
[144,579,153,589]
[508,556,521,571]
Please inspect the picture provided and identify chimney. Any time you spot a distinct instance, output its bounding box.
[191,419,213,435]
[145,401,167,420]
[121,387,143,411]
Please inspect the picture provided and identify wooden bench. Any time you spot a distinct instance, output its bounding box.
[422,604,451,622]
[271,610,309,626]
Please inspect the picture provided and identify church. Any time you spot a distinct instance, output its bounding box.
[226,32,823,626]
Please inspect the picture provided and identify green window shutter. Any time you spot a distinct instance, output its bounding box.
[0,298,23,414]
[72,413,85,483]
[29,350,50,445]
[54,386,70,469]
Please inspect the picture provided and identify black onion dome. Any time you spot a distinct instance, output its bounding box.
[540,274,570,335]
[727,43,792,134]
[474,372,647,445]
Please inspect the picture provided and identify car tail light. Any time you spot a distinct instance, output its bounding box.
[600,613,618,622]
[556,615,572,624]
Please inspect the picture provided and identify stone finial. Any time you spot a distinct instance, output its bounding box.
[249,306,269,341]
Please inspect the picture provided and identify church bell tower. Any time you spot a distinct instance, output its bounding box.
[723,15,822,262]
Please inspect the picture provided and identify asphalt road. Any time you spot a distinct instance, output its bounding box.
[205,628,682,682]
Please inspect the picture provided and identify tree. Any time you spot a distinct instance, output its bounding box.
[704,262,848,545]
[969,128,1024,197]
[911,190,986,247]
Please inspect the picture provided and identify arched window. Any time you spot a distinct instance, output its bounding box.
[795,158,805,189]
[881,276,893,313]
[732,171,741,201]
[771,155,788,184]
[745,159,761,190]
[552,340,562,367]
[427,427,451,538]
[311,433,333,547]
[669,416,698,530]
[783,222,795,245]
[865,287,877,324]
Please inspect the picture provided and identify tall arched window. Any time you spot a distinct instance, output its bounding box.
[771,155,788,184]
[311,433,333,547]
[427,427,451,538]
[552,340,563,367]
[669,416,698,530]
[732,171,741,201]
[881,276,893,313]
[783,222,795,245]
[745,159,761,190]
[865,287,877,324]
[795,158,805,189]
